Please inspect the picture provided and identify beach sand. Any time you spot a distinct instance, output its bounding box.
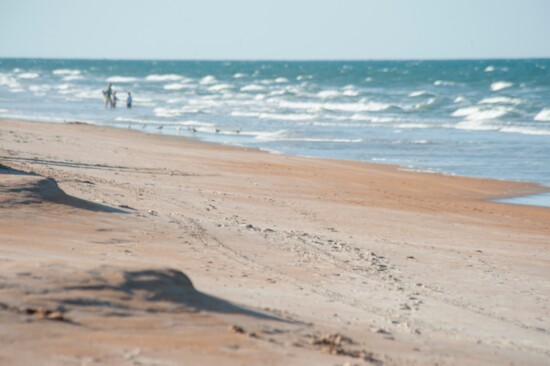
[1,118,549,365]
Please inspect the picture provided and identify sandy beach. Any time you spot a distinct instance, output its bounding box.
[1,118,549,365]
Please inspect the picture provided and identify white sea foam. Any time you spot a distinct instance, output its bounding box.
[276,100,389,113]
[154,107,182,118]
[233,73,247,78]
[0,108,8,113]
[490,81,513,91]
[534,109,550,122]
[107,76,138,83]
[277,100,321,110]
[409,90,433,97]
[74,89,104,99]
[28,84,52,94]
[484,66,495,72]
[57,84,73,91]
[146,74,184,82]
[17,72,40,79]
[323,101,390,113]
[342,86,359,97]
[453,120,500,131]
[275,77,289,83]
[164,83,188,90]
[452,106,510,120]
[259,113,316,121]
[394,123,431,129]
[253,130,361,143]
[200,75,218,85]
[434,80,456,86]
[500,126,550,135]
[63,75,84,81]
[0,73,22,89]
[296,75,313,81]
[478,97,522,105]
[116,117,214,127]
[317,90,341,99]
[231,111,260,118]
[52,69,81,76]
[349,115,398,123]
[240,84,265,92]
[208,83,233,92]
[454,96,467,103]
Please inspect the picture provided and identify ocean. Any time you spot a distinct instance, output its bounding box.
[1,58,549,196]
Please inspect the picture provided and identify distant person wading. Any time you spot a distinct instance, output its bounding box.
[102,83,113,108]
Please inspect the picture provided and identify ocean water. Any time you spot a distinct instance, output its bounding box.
[1,58,549,192]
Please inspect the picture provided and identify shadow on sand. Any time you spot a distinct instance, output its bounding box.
[63,268,284,322]
[0,164,126,213]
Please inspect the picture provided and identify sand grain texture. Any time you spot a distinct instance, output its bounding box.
[0,119,549,365]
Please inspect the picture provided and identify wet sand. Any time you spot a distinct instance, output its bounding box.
[1,118,549,365]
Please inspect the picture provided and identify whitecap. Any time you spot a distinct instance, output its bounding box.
[240,84,265,92]
[317,90,341,99]
[500,126,550,135]
[208,83,233,92]
[454,120,502,132]
[490,81,513,91]
[107,76,138,83]
[231,111,260,118]
[452,106,510,120]
[28,84,51,94]
[342,86,359,97]
[297,75,313,81]
[63,75,84,81]
[233,73,247,78]
[164,83,188,90]
[0,108,8,113]
[275,77,289,83]
[323,101,390,113]
[534,108,550,122]
[73,89,104,99]
[200,75,218,85]
[258,113,316,121]
[350,115,397,123]
[52,69,81,76]
[478,97,522,105]
[394,123,431,129]
[146,74,183,82]
[17,72,40,79]
[434,80,456,86]
[484,66,495,72]
[409,90,433,97]
[454,96,467,103]
[154,107,182,118]
[56,83,72,90]
[0,73,21,89]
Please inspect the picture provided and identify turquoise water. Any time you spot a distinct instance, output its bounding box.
[1,59,549,197]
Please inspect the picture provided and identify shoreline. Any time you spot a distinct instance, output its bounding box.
[5,116,550,201]
[1,117,549,365]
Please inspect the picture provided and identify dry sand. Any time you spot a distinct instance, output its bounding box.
[0,118,549,365]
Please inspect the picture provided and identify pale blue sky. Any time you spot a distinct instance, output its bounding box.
[1,0,549,60]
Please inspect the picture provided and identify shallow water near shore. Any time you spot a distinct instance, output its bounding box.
[495,192,550,208]
[1,58,549,196]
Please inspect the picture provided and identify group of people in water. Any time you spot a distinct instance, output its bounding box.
[103,83,132,109]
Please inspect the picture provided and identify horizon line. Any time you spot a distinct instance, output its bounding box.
[1,56,549,62]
